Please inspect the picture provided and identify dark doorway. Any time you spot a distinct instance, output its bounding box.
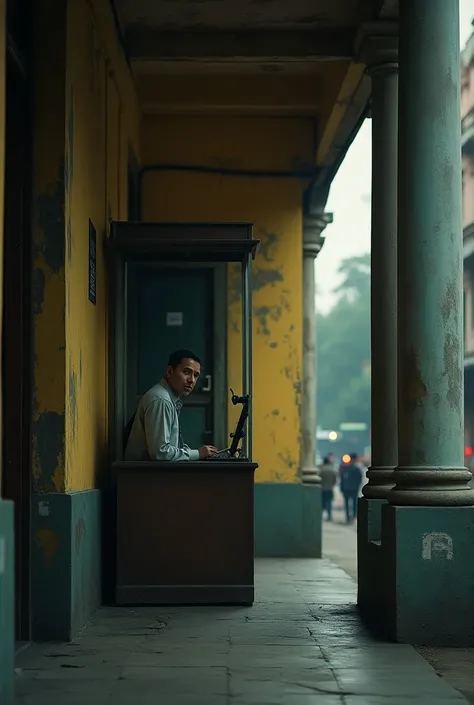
[126,264,228,451]
[1,25,32,642]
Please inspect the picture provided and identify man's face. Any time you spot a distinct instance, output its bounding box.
[166,358,201,397]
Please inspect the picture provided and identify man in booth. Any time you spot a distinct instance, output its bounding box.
[124,349,218,461]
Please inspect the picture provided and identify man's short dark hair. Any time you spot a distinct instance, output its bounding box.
[167,349,201,369]
[350,452,358,461]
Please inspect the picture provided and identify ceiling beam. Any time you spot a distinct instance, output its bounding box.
[124,27,356,62]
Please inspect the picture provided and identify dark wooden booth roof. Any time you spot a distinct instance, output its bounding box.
[107,221,260,263]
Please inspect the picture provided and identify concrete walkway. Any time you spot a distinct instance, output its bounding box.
[14,558,467,705]
[323,517,474,704]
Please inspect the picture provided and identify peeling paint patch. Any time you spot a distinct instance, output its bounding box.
[253,268,284,292]
[271,409,280,416]
[32,411,65,493]
[269,342,278,348]
[254,305,282,336]
[257,229,278,261]
[36,159,66,274]
[444,333,462,413]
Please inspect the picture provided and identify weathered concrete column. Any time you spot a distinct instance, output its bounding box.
[299,212,332,559]
[390,0,471,508]
[379,0,474,646]
[301,212,332,475]
[364,35,398,501]
[356,25,398,619]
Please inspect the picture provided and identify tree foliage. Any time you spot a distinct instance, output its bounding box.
[316,253,371,430]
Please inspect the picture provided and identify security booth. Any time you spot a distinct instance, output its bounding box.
[107,222,259,605]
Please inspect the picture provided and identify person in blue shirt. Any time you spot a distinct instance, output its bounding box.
[339,453,363,523]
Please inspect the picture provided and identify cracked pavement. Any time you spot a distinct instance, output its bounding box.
[14,558,468,704]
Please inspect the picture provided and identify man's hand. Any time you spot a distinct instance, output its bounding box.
[198,445,218,459]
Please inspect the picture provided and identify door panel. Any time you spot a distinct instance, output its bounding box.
[128,266,214,449]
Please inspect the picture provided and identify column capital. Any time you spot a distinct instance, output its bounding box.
[303,212,333,258]
[356,22,398,74]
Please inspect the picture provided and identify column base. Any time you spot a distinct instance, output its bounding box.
[0,500,14,705]
[254,482,321,557]
[362,465,394,499]
[357,497,387,628]
[31,490,102,641]
[378,503,474,645]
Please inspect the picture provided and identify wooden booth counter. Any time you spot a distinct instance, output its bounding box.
[113,460,257,605]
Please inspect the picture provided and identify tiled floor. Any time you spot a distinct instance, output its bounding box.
[14,559,467,705]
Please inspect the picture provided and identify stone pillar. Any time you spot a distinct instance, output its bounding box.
[301,212,333,475]
[364,39,398,501]
[356,25,398,619]
[300,212,332,559]
[380,0,474,646]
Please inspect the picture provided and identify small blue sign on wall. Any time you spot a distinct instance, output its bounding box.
[88,220,96,305]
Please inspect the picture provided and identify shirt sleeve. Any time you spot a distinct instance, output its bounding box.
[143,399,200,461]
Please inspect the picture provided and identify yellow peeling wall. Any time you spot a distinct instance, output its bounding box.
[141,115,314,482]
[64,0,140,491]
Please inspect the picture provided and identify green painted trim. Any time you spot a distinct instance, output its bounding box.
[254,483,322,558]
[31,490,101,641]
[0,500,14,704]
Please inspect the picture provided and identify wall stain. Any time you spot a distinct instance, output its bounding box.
[441,270,459,326]
[75,517,86,554]
[253,268,284,292]
[35,528,59,568]
[269,341,278,348]
[257,229,278,262]
[32,411,66,493]
[444,333,462,413]
[36,158,66,275]
[271,409,280,416]
[254,305,281,336]
[278,450,297,470]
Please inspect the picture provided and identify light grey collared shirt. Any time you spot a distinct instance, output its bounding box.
[124,379,199,462]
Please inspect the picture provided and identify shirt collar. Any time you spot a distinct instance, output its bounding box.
[159,378,183,410]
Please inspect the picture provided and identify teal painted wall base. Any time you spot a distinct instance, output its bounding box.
[31,490,101,641]
[254,482,322,557]
[379,504,474,646]
[0,500,14,704]
[357,498,386,627]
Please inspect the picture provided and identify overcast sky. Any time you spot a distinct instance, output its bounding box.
[315,0,474,313]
